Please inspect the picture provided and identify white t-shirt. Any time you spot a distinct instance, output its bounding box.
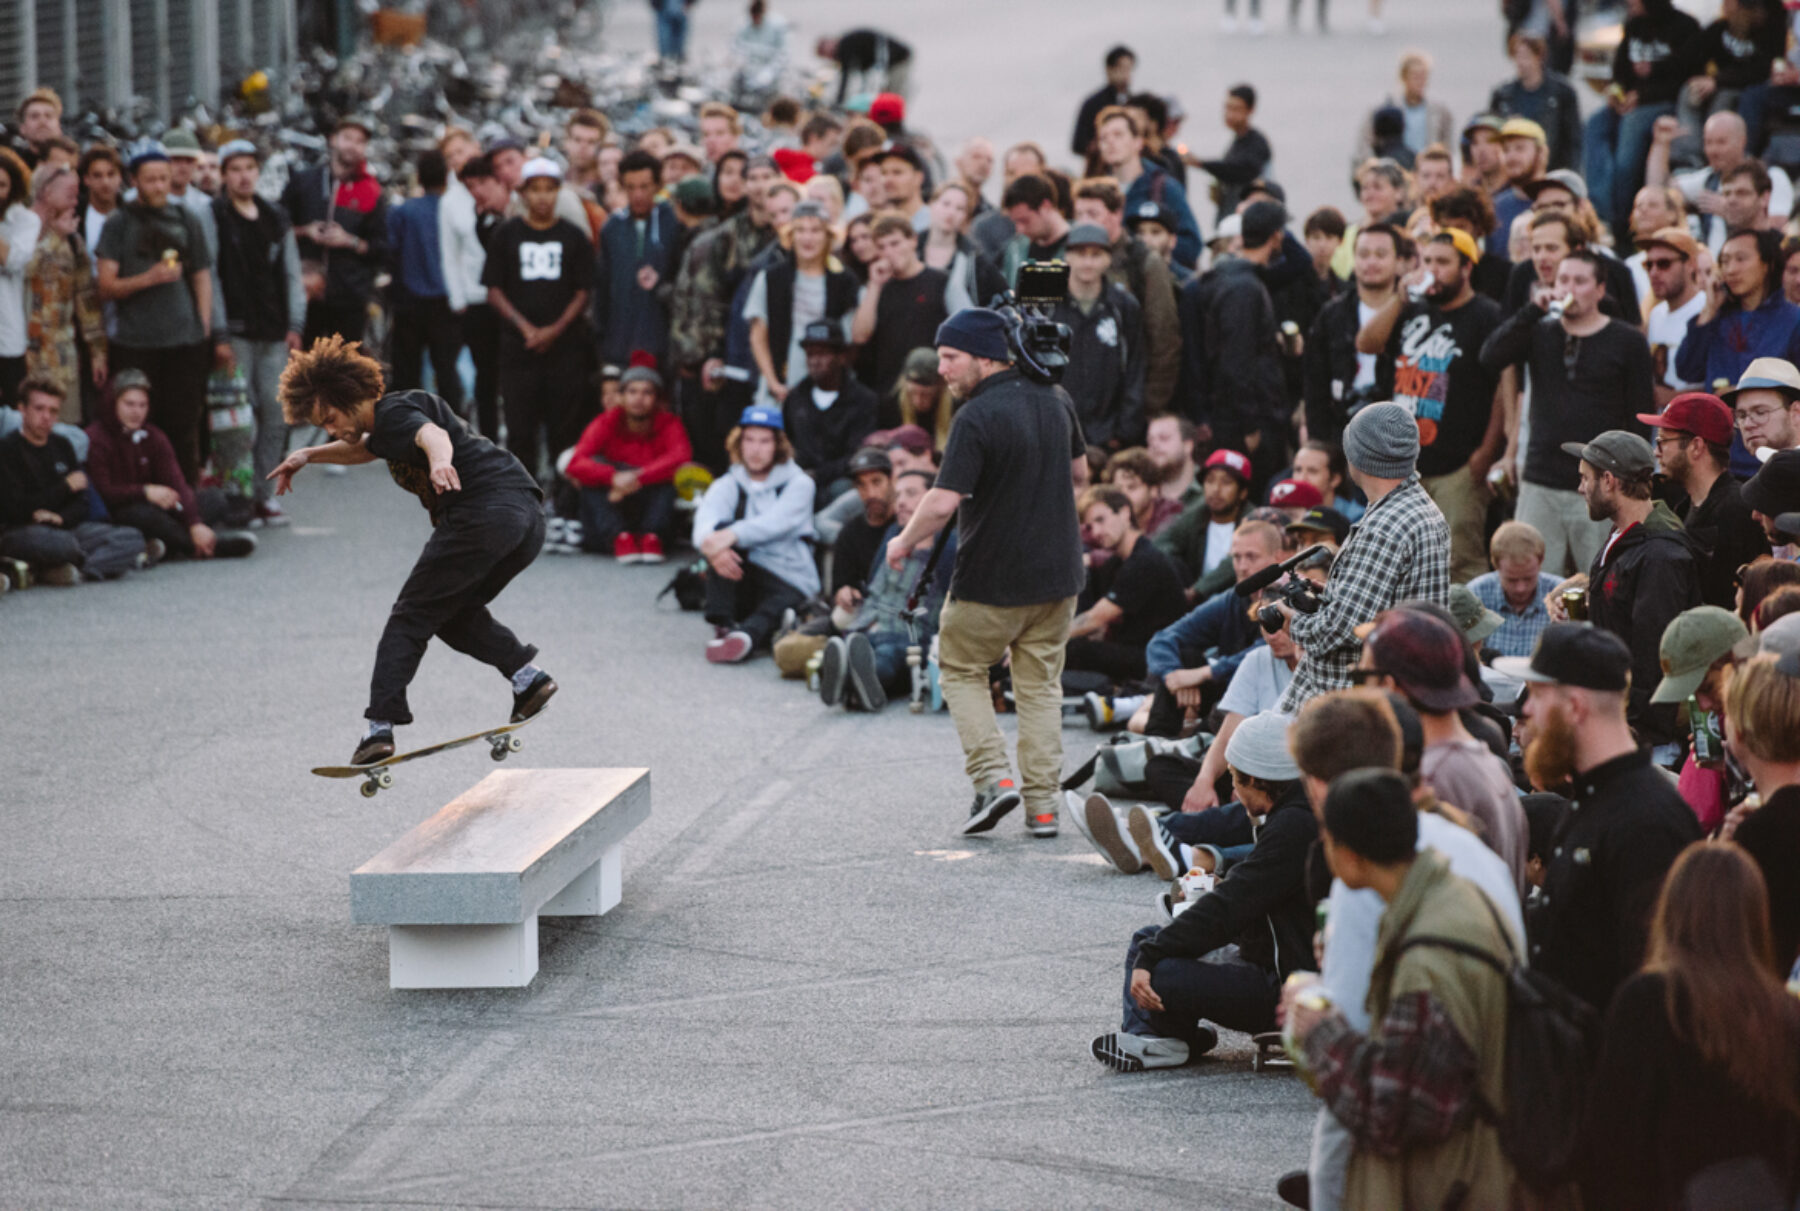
[1646,291,1706,391]
[743,268,845,403]
[1202,519,1236,574]
[1676,163,1795,255]
[1217,644,1294,718]
[1317,811,1527,1032]
[1353,300,1380,390]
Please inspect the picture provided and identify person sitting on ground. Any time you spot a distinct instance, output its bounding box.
[889,347,953,448]
[563,361,692,562]
[1285,766,1523,1209]
[692,405,819,663]
[1266,476,1325,524]
[1285,507,1351,555]
[1090,711,1319,1072]
[1357,608,1530,891]
[1104,446,1182,538]
[84,369,255,562]
[0,377,145,583]
[1155,447,1253,596]
[826,446,897,603]
[1276,689,1525,1211]
[780,320,878,500]
[817,468,955,712]
[810,423,932,546]
[1466,520,1562,660]
[1581,842,1800,1211]
[1066,486,1188,689]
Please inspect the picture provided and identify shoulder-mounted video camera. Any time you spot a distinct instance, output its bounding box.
[988,260,1073,386]
[1234,543,1334,633]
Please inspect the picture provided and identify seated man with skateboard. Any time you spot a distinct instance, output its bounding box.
[270,335,557,765]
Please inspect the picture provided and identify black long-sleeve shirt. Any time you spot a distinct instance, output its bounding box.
[1198,128,1273,220]
[782,376,879,489]
[1479,306,1655,490]
[1611,5,1705,106]
[1587,507,1703,747]
[0,432,87,528]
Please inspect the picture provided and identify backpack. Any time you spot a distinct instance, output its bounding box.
[1400,893,1601,1193]
[1062,732,1208,799]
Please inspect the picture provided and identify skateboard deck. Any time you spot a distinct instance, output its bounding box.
[312,712,540,797]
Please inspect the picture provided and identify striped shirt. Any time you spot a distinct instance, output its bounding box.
[1280,474,1452,711]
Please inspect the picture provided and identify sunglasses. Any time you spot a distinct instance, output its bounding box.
[1642,257,1684,271]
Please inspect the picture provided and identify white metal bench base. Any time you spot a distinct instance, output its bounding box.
[384,845,622,989]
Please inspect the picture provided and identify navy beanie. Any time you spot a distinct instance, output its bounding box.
[934,308,1012,362]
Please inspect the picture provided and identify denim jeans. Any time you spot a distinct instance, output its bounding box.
[869,630,915,693]
[579,480,677,550]
[1584,102,1675,234]
[1120,930,1282,1044]
[655,0,689,60]
[229,338,292,504]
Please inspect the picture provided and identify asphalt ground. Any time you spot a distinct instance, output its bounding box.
[3,2,1528,1205]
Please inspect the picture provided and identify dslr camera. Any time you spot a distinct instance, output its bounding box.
[1233,544,1334,633]
[988,261,1072,386]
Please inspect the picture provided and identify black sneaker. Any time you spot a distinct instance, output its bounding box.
[1276,1170,1311,1209]
[511,670,558,722]
[819,636,849,707]
[352,728,395,766]
[844,632,886,711]
[961,779,1022,835]
[213,532,258,559]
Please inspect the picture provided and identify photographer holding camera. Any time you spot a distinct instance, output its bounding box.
[1275,401,1453,712]
[884,307,1087,840]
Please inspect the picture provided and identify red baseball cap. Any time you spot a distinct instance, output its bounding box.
[1268,478,1325,509]
[771,147,815,183]
[1204,448,1252,485]
[869,92,906,127]
[1638,393,1733,447]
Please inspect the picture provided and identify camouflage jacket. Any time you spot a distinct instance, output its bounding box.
[668,211,777,370]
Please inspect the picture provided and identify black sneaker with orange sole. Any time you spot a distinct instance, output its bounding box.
[1026,808,1059,838]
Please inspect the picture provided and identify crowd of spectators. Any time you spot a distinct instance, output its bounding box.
[6,5,1800,1207]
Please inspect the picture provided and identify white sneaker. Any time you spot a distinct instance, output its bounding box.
[1091,1031,1190,1072]
[1084,794,1146,873]
[1128,804,1183,881]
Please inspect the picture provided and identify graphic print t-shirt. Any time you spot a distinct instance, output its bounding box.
[1386,295,1504,478]
[481,216,594,349]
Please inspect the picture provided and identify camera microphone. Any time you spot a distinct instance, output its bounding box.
[1234,543,1332,597]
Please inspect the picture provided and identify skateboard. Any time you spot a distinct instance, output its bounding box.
[1252,1031,1293,1073]
[312,713,539,797]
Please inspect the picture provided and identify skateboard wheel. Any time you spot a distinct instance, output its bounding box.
[360,781,379,798]
[909,701,924,714]
[491,744,508,762]
[505,734,523,752]
[375,771,393,789]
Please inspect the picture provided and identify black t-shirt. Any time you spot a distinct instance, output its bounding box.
[863,267,949,396]
[1387,295,1504,478]
[366,390,542,521]
[481,217,594,349]
[831,512,887,596]
[1089,536,1189,650]
[936,370,1086,607]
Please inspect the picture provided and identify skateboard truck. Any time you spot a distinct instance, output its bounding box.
[315,716,540,797]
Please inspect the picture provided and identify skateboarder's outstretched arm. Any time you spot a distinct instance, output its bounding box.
[267,438,378,496]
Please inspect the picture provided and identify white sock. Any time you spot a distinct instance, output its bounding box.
[364,719,393,740]
[511,664,543,694]
[1178,843,1197,870]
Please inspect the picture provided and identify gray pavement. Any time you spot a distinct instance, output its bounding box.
[3,2,1522,1206]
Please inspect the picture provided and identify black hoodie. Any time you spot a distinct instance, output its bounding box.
[1612,1,1704,107]
[1587,501,1702,748]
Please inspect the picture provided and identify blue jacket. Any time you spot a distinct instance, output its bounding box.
[1145,584,1265,683]
[1673,291,1800,476]
[1124,158,1203,271]
[386,193,447,300]
[594,201,676,367]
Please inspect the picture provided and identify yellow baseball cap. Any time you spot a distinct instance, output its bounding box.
[1498,117,1547,145]
[1438,227,1482,265]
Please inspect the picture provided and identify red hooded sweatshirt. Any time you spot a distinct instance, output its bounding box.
[84,414,200,520]
[565,408,693,489]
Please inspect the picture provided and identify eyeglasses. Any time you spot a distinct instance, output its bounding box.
[1737,406,1785,428]
[1642,258,1683,271]
[1652,432,1691,449]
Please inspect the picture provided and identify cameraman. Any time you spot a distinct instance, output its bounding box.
[885,308,1087,840]
[1275,402,1452,711]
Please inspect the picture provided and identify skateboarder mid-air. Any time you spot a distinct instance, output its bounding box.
[270,335,557,766]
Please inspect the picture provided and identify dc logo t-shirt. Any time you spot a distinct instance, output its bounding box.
[481,217,594,342]
[519,241,564,282]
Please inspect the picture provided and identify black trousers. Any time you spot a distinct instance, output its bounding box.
[367,491,544,725]
[1143,678,1228,738]
[463,304,502,439]
[110,342,212,486]
[703,560,809,647]
[675,373,730,475]
[499,336,591,478]
[0,355,24,407]
[1065,636,1148,686]
[112,491,234,557]
[388,297,464,411]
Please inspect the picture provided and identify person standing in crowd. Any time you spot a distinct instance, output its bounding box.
[920,182,1004,316]
[1642,392,1771,609]
[1354,51,1455,167]
[997,172,1072,285]
[77,146,124,277]
[1053,224,1145,457]
[1582,842,1800,1211]
[84,369,255,561]
[95,144,213,484]
[1638,226,1705,406]
[1481,248,1656,576]
[9,88,64,169]
[24,161,105,420]
[1561,431,1702,759]
[1649,111,1793,256]
[1494,624,1701,1015]
[853,213,950,398]
[211,140,305,528]
[1467,520,1562,659]
[1146,414,1202,513]
[484,158,594,478]
[1584,0,1702,236]
[561,110,610,199]
[385,150,462,418]
[882,309,1085,839]
[1093,107,1202,271]
[1180,200,1287,482]
[1154,447,1254,594]
[1357,229,1505,582]
[0,149,43,407]
[1724,356,1800,469]
[1194,85,1274,224]
[780,321,877,498]
[595,150,676,376]
[1489,31,1583,172]
[449,153,510,442]
[1305,222,1403,448]
[873,145,931,234]
[283,117,388,346]
[0,376,145,583]
[1279,402,1452,711]
[745,201,858,407]
[1071,177,1182,415]
[564,363,691,562]
[693,406,819,663]
[1072,46,1135,159]
[437,131,486,423]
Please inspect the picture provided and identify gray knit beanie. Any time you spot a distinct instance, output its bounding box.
[1342,401,1420,479]
[620,365,664,393]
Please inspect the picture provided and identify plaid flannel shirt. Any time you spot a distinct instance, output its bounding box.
[1279,474,1451,713]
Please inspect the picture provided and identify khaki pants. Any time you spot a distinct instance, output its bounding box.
[1517,481,1609,578]
[938,594,1076,816]
[1421,465,1493,585]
